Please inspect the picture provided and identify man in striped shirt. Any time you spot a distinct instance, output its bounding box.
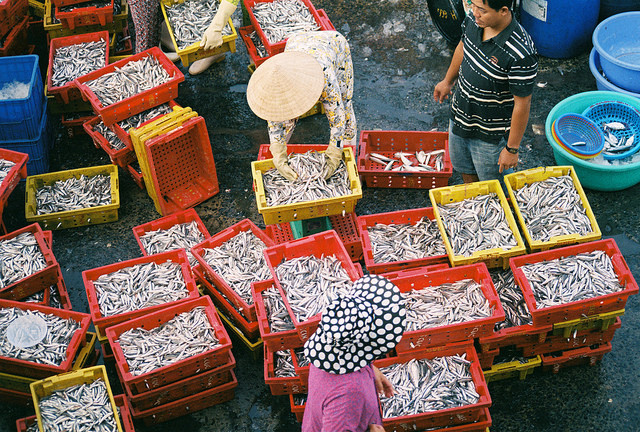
[434,0,538,183]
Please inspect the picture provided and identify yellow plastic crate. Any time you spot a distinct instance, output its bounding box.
[552,309,624,338]
[25,164,120,230]
[218,308,263,363]
[251,147,362,225]
[31,366,123,432]
[28,0,45,18]
[429,180,526,268]
[483,355,541,383]
[161,0,237,67]
[504,166,602,252]
[44,0,128,38]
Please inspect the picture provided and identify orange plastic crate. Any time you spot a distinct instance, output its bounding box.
[53,0,113,31]
[0,0,27,40]
[83,115,136,167]
[477,320,551,353]
[357,130,452,189]
[0,15,28,57]
[379,263,450,280]
[264,344,307,396]
[540,342,612,373]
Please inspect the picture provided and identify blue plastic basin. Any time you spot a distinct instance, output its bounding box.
[545,91,640,191]
[592,12,640,93]
[589,48,640,98]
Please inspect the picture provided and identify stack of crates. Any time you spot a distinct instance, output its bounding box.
[0,148,28,228]
[0,55,51,176]
[0,0,29,57]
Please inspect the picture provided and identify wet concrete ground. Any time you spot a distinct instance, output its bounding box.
[3,1,640,431]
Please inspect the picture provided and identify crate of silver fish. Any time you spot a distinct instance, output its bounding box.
[263,345,307,396]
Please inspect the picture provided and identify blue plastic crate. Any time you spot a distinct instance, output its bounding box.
[0,55,45,141]
[0,101,52,176]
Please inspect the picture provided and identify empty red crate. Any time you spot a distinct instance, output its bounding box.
[0,299,90,378]
[510,239,639,327]
[384,263,505,353]
[251,279,304,352]
[0,223,60,301]
[122,350,236,411]
[53,0,113,30]
[0,148,28,208]
[357,130,453,189]
[83,249,199,335]
[264,345,307,395]
[126,371,238,426]
[357,207,449,274]
[106,296,233,395]
[109,100,180,151]
[0,0,27,40]
[0,15,28,57]
[239,24,270,68]
[193,264,260,340]
[83,115,136,167]
[192,218,274,322]
[374,342,491,430]
[132,207,211,258]
[74,47,185,126]
[264,230,361,342]
[47,31,109,104]
[143,115,219,216]
[540,342,612,373]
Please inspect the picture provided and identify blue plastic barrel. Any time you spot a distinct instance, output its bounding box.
[520,0,600,58]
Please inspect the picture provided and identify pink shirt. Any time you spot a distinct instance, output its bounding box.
[302,364,382,432]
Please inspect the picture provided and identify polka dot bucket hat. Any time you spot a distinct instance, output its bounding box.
[303,275,406,375]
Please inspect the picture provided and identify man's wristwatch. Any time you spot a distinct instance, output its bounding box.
[505,144,519,154]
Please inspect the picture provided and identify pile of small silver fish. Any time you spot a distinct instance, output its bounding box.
[263,151,351,207]
[0,307,79,365]
[379,355,479,418]
[367,217,446,264]
[0,158,16,184]
[116,103,172,132]
[38,379,118,432]
[0,232,47,289]
[201,230,271,306]
[166,0,232,50]
[118,306,220,376]
[262,286,295,332]
[94,120,127,150]
[85,55,172,107]
[600,121,638,157]
[368,150,445,172]
[57,0,122,13]
[294,346,309,367]
[519,250,624,308]
[23,284,64,309]
[139,220,204,266]
[51,40,107,88]
[437,193,518,257]
[93,261,189,317]
[275,255,352,322]
[247,30,268,57]
[251,0,319,44]
[36,174,112,215]
[513,175,593,242]
[490,269,532,331]
[274,350,296,377]
[403,279,492,332]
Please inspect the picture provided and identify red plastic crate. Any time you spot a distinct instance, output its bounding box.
[251,279,304,352]
[0,0,27,40]
[143,116,219,216]
[0,148,28,208]
[264,345,307,395]
[540,342,612,374]
[383,263,505,354]
[384,408,492,432]
[0,386,32,406]
[54,273,73,310]
[510,239,639,327]
[49,0,102,9]
[256,143,356,161]
[477,346,499,370]
[132,207,211,258]
[53,0,113,30]
[83,115,137,167]
[0,15,28,57]
[316,8,335,31]
[74,47,185,126]
[520,317,621,357]
[239,24,270,68]
[357,207,449,274]
[0,223,60,301]
[192,218,274,322]
[0,299,91,378]
[374,342,491,430]
[47,31,109,104]
[122,350,236,411]
[109,100,180,152]
[243,0,326,56]
[291,346,309,385]
[61,112,93,137]
[193,264,261,340]
[264,230,361,342]
[83,248,199,335]
[106,296,233,395]
[126,371,238,426]
[288,393,305,423]
[477,320,551,353]
[380,263,450,280]
[357,130,453,189]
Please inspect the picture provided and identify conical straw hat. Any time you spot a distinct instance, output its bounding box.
[247,51,324,122]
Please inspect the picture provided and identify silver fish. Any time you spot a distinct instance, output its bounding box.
[93,120,128,151]
[0,232,47,289]
[51,40,107,88]
[274,350,296,377]
[490,269,532,330]
[248,31,268,58]
[116,103,173,132]
[166,0,232,50]
[367,217,446,264]
[251,0,319,44]
[23,284,63,309]
[139,220,205,266]
[261,286,296,332]
[0,158,16,184]
[36,174,112,215]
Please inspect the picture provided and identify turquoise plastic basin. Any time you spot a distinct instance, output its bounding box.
[545,91,640,191]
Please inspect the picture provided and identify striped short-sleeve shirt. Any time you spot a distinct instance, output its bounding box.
[450,13,538,144]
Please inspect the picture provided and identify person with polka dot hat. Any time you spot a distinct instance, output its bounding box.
[301,274,406,432]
